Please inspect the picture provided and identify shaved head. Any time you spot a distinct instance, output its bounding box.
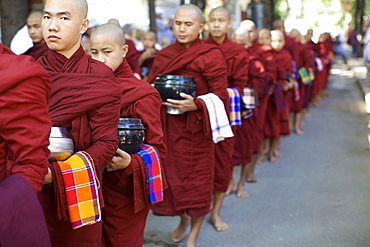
[28,9,43,19]
[44,0,88,20]
[209,6,230,20]
[108,18,120,26]
[240,20,255,30]
[273,20,284,32]
[231,27,248,45]
[176,4,203,23]
[91,23,125,46]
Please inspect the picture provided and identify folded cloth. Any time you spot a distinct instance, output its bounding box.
[242,109,254,119]
[57,151,101,229]
[315,57,324,71]
[226,87,242,126]
[137,144,164,204]
[242,87,259,109]
[298,67,312,85]
[198,93,233,143]
[293,80,300,101]
[273,83,286,112]
[0,175,51,247]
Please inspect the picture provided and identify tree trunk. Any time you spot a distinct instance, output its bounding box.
[0,0,29,47]
[148,0,157,32]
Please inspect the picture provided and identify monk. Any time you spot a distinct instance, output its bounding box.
[230,27,265,196]
[273,19,299,63]
[258,28,271,46]
[147,4,229,247]
[23,9,48,60]
[90,23,167,247]
[204,6,249,230]
[139,31,158,81]
[37,0,121,246]
[239,20,278,164]
[0,43,51,247]
[270,30,294,143]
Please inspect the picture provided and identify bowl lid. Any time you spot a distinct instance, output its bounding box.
[118,118,146,130]
[50,127,72,138]
[155,74,196,85]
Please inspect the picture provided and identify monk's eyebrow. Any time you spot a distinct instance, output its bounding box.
[43,10,72,17]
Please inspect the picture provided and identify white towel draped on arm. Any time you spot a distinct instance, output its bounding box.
[198,93,233,143]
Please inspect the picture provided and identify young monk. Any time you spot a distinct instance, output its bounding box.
[231,27,265,195]
[147,4,229,247]
[270,30,294,143]
[239,20,278,164]
[273,19,299,63]
[0,43,51,247]
[37,0,121,246]
[90,23,167,247]
[23,9,48,60]
[203,6,249,229]
[139,31,158,81]
[258,28,272,46]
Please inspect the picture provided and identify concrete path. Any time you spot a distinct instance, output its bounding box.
[143,56,370,247]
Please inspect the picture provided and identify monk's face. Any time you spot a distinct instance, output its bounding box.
[27,16,44,44]
[142,34,156,49]
[173,9,204,48]
[270,33,285,52]
[90,34,128,72]
[258,32,271,46]
[208,11,231,39]
[42,0,88,58]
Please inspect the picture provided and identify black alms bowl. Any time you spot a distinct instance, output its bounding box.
[117,118,145,154]
[153,74,196,102]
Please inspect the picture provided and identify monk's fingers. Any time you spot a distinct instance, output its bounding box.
[116,148,130,159]
[166,98,182,105]
[179,92,193,100]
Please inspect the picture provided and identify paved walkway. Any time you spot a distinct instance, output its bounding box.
[143,55,370,247]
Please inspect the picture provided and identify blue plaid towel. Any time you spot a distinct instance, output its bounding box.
[226,87,242,126]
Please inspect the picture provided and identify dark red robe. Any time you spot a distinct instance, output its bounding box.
[250,40,278,144]
[23,42,49,60]
[37,46,121,247]
[273,49,293,136]
[204,35,249,191]
[102,60,166,247]
[147,38,228,217]
[283,34,299,63]
[0,43,52,246]
[126,39,141,75]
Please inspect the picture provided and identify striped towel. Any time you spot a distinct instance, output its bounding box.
[242,87,258,109]
[137,144,164,204]
[57,151,101,229]
[242,109,254,119]
[226,87,241,126]
[198,93,233,143]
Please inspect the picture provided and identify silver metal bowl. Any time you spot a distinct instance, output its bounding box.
[48,127,74,161]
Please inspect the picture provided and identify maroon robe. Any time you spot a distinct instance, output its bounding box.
[273,49,293,136]
[37,46,121,247]
[250,40,278,145]
[23,42,49,61]
[0,43,52,246]
[102,60,166,247]
[147,38,228,217]
[126,39,141,75]
[283,34,299,63]
[204,35,249,191]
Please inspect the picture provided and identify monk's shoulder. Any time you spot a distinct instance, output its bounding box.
[89,58,116,77]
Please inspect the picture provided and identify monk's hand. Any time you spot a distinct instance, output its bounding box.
[165,92,198,112]
[107,148,131,171]
[44,168,53,184]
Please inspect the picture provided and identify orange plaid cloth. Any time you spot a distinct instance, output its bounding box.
[57,151,101,229]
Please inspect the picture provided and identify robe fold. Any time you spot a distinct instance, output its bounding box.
[0,45,51,192]
[126,39,141,75]
[0,43,52,246]
[204,35,249,191]
[23,42,49,60]
[102,60,167,247]
[273,49,293,136]
[250,41,278,145]
[148,38,228,217]
[37,46,121,247]
[283,34,299,63]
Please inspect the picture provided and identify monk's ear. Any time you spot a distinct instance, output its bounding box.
[199,23,205,34]
[80,18,89,34]
[122,44,129,58]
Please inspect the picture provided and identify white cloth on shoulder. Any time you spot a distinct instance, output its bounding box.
[198,93,233,144]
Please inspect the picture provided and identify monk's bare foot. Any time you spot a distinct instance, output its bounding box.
[295,128,304,135]
[236,185,249,198]
[274,150,282,158]
[256,153,265,164]
[246,175,257,183]
[210,215,229,232]
[171,217,190,243]
[225,180,236,196]
[303,110,310,118]
[268,155,278,163]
